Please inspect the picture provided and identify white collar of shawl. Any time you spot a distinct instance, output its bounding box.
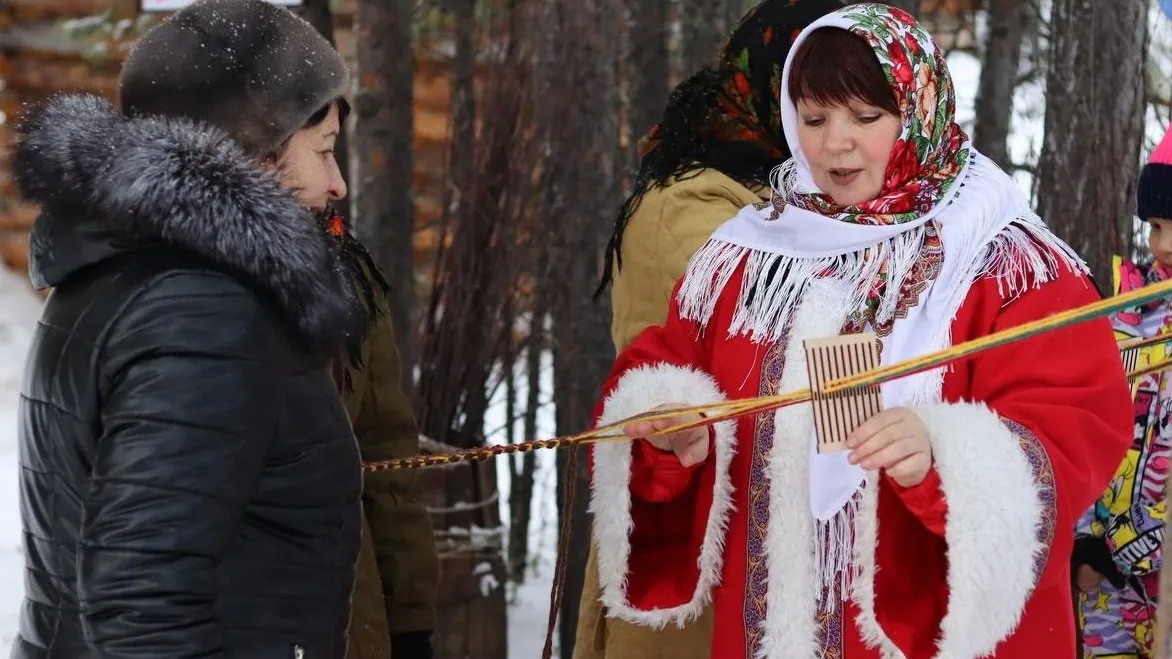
[677,147,1085,349]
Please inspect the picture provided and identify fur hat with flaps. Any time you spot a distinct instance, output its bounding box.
[118,0,347,155]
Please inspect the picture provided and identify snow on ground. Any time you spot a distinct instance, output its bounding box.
[506,560,560,658]
[483,351,561,658]
[0,267,43,648]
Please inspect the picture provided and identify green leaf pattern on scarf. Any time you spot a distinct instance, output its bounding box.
[788,3,970,226]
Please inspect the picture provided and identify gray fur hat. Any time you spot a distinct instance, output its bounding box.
[118,0,348,155]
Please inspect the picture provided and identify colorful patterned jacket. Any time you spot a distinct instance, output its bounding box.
[1080,256,1172,580]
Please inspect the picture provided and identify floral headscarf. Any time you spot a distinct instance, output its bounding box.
[638,0,846,169]
[780,3,970,225]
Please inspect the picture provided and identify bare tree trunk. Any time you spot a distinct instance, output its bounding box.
[680,0,728,77]
[1035,0,1146,288]
[537,0,621,654]
[300,0,353,223]
[354,0,416,381]
[972,0,1032,171]
[446,0,477,215]
[413,0,539,446]
[726,0,747,32]
[626,0,671,167]
[411,3,542,656]
[299,0,332,38]
[884,0,920,18]
[509,293,546,585]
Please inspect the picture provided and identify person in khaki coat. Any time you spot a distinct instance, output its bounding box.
[575,1,844,657]
[324,211,440,659]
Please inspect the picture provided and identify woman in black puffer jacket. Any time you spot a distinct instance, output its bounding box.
[10,1,367,657]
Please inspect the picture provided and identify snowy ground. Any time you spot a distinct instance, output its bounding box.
[483,354,562,658]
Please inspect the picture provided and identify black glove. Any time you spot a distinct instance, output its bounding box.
[390,631,433,659]
[1072,534,1127,590]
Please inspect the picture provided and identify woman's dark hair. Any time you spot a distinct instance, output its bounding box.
[271,97,350,164]
[787,27,898,115]
[304,96,351,130]
[596,0,846,298]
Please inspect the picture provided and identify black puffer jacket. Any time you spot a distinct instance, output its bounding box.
[11,95,364,659]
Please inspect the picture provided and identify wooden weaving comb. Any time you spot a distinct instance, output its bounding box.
[803,333,884,454]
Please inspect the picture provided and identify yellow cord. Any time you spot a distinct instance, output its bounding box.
[371,276,1172,470]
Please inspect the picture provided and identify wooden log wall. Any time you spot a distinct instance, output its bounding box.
[0,0,452,284]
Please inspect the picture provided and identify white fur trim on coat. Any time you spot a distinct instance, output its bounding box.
[851,401,1050,658]
[759,279,852,658]
[590,363,738,629]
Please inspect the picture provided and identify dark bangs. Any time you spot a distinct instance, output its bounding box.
[305,96,351,129]
[787,27,898,114]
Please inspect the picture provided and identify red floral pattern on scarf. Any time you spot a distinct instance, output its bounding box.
[788,4,970,226]
[637,0,824,161]
[841,221,944,337]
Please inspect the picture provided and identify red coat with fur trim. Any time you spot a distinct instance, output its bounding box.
[588,262,1131,659]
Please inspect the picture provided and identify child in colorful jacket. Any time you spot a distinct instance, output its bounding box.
[1074,130,1172,659]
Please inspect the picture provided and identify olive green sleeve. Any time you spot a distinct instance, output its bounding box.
[353,289,439,635]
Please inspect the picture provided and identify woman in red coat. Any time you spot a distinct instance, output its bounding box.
[587,4,1133,658]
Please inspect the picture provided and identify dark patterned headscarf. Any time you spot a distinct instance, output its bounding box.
[315,204,392,392]
[597,0,846,295]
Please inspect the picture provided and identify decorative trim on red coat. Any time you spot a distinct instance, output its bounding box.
[758,278,852,658]
[851,401,1051,658]
[590,363,738,629]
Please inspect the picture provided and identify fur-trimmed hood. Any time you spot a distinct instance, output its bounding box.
[14,93,357,351]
